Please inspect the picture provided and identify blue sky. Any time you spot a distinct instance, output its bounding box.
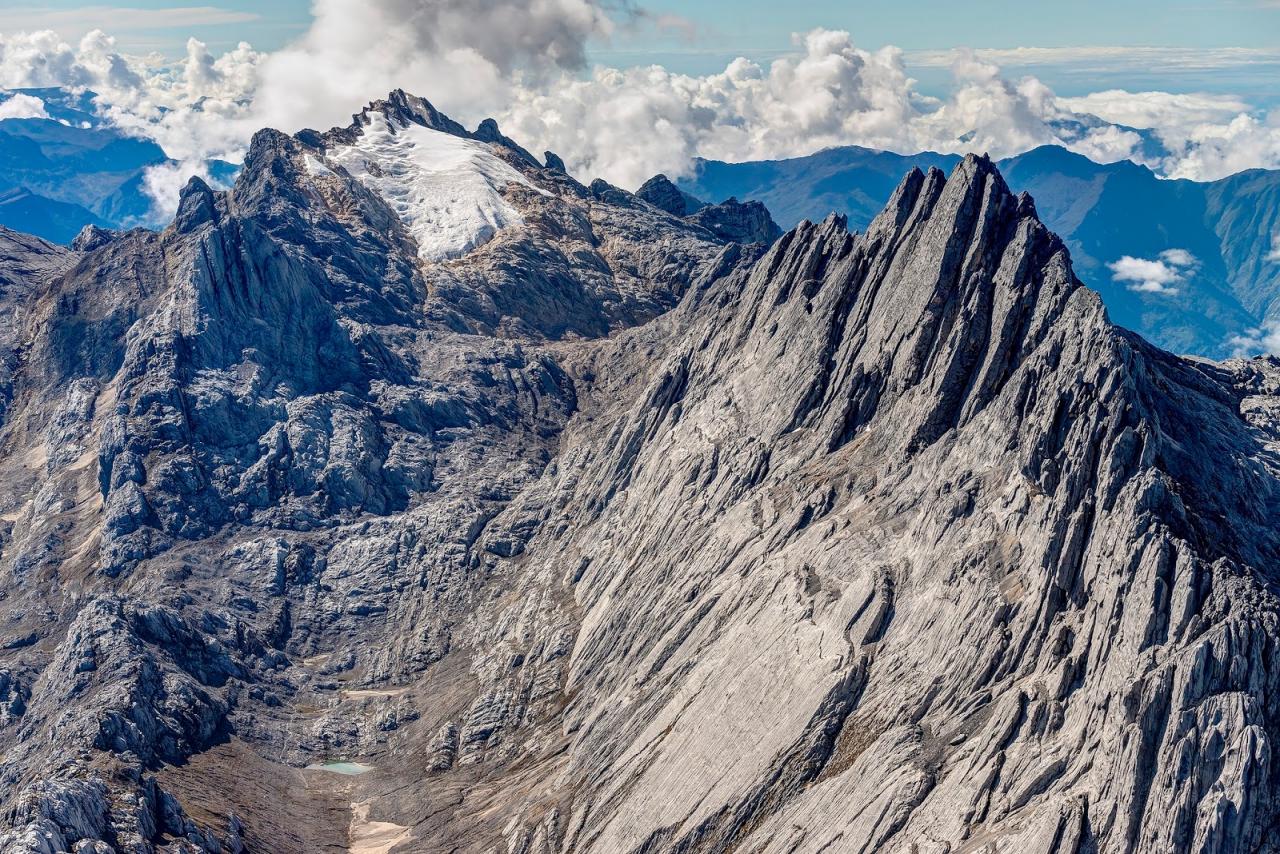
[4,0,1278,102]
[613,0,1280,99]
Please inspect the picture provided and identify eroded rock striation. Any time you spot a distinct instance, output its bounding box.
[0,90,1278,854]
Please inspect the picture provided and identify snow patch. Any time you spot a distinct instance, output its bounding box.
[327,112,544,261]
[303,153,333,177]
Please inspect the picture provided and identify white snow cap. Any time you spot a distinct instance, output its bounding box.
[326,111,544,261]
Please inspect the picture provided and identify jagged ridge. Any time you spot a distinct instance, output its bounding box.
[0,92,1277,854]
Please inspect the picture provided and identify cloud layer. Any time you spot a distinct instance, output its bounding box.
[0,90,48,119]
[3,2,1280,216]
[1108,249,1198,295]
[1229,322,1280,357]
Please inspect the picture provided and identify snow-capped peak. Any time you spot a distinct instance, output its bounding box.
[325,111,544,262]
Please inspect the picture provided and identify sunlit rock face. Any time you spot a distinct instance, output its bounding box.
[0,90,1278,854]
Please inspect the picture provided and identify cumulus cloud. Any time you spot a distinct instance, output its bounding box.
[0,29,265,219]
[1059,89,1252,131]
[1162,112,1280,181]
[1228,321,1280,357]
[0,91,48,119]
[137,158,224,221]
[493,36,1140,187]
[1158,248,1197,267]
[246,0,612,137]
[495,33,940,187]
[1059,89,1280,180]
[1066,124,1146,165]
[4,3,1280,218]
[1107,249,1197,294]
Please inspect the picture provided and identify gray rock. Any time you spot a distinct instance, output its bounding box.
[636,174,712,219]
[543,150,567,173]
[687,195,782,244]
[0,93,1278,854]
[635,174,695,216]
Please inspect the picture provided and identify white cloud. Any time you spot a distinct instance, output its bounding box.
[1158,248,1198,267]
[4,9,1280,216]
[1066,124,1146,165]
[1228,321,1280,357]
[1107,249,1196,294]
[136,159,210,222]
[1162,112,1280,181]
[498,39,1280,185]
[0,29,264,220]
[0,91,49,120]
[1058,89,1280,180]
[1267,233,1280,262]
[909,46,1280,71]
[496,33,942,188]
[1058,90,1252,132]
[246,0,612,137]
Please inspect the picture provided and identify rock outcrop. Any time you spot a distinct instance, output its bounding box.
[636,174,707,217]
[636,173,781,245]
[0,92,1278,854]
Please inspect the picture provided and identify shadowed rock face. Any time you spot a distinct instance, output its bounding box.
[636,174,693,216]
[1,92,1279,854]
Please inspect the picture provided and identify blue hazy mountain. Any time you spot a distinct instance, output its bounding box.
[678,145,1280,357]
[5,87,102,127]
[0,88,239,243]
[0,186,107,244]
[682,147,962,235]
[0,88,166,241]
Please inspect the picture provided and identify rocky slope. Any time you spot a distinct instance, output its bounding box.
[0,90,1278,854]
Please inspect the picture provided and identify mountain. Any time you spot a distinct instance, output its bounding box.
[0,87,102,127]
[1,90,1279,854]
[0,186,108,244]
[677,144,1280,358]
[679,145,962,230]
[0,88,239,242]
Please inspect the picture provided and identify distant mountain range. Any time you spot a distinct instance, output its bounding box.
[4,87,1280,358]
[678,145,1280,358]
[0,88,236,244]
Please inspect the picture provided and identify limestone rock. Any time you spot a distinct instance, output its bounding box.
[0,93,1277,854]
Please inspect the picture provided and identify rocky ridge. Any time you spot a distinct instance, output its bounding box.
[0,90,1277,854]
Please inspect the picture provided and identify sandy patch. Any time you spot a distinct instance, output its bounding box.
[341,687,409,700]
[348,801,411,854]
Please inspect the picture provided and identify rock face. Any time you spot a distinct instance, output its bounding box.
[636,174,693,216]
[1,91,1279,854]
[635,174,708,218]
[687,195,782,245]
[636,173,780,245]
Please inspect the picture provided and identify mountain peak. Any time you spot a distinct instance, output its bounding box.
[736,153,1083,455]
[353,88,468,137]
[635,173,689,216]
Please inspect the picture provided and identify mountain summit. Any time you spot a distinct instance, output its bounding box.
[0,92,1278,854]
[677,143,1280,358]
